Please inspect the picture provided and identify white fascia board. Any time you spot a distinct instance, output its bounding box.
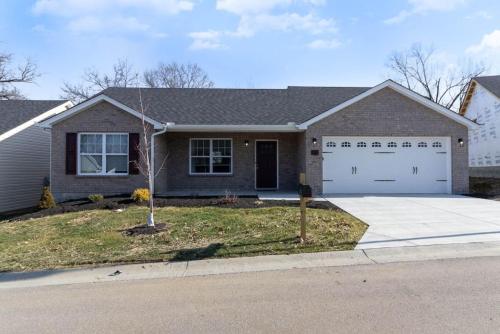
[38,95,165,130]
[0,101,73,142]
[165,124,302,132]
[298,80,479,130]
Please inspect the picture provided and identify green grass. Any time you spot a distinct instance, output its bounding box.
[0,206,367,272]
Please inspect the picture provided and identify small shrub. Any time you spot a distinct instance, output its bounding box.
[39,186,56,209]
[88,194,104,203]
[131,188,150,203]
[216,190,238,205]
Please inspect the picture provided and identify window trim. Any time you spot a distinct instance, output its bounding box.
[189,138,233,175]
[77,132,129,176]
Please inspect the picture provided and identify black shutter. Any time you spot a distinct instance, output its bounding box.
[66,133,77,175]
[129,133,140,175]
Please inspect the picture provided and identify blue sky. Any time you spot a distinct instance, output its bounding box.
[1,0,499,99]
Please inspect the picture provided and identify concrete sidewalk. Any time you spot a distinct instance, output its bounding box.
[2,241,500,289]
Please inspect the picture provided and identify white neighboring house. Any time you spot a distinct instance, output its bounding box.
[460,75,500,178]
[0,100,73,213]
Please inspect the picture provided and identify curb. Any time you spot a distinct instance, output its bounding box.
[2,241,500,289]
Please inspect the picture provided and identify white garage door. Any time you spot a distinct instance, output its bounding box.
[322,137,451,194]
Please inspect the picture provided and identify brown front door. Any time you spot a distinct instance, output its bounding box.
[256,141,278,189]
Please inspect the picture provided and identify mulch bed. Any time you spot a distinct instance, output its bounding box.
[121,223,168,236]
[1,196,337,222]
[468,177,500,200]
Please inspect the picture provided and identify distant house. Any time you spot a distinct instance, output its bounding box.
[460,75,500,178]
[40,79,476,201]
[0,100,72,213]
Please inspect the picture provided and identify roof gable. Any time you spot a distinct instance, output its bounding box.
[40,94,165,129]
[298,80,477,129]
[460,76,500,116]
[39,80,477,131]
[0,100,72,142]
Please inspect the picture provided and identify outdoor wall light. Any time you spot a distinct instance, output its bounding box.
[458,138,464,147]
[312,137,318,145]
[244,140,249,147]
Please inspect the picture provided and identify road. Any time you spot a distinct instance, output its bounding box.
[1,256,499,333]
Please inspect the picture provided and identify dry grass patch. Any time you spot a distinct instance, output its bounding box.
[0,206,367,272]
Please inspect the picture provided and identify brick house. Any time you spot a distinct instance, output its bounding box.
[40,80,477,201]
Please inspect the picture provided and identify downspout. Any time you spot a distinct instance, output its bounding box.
[150,123,172,195]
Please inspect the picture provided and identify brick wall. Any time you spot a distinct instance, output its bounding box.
[51,102,150,201]
[304,87,469,194]
[154,132,300,193]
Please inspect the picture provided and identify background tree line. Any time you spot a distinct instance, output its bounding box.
[0,44,488,111]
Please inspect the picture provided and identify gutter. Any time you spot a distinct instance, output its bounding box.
[150,123,171,195]
[163,122,301,132]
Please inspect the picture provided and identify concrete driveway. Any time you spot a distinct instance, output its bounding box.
[325,195,500,249]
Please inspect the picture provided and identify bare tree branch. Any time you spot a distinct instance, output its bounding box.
[386,43,487,111]
[61,59,139,103]
[143,62,214,88]
[133,88,168,227]
[0,53,39,100]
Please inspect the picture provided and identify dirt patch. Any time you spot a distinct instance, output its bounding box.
[1,197,337,221]
[469,177,500,199]
[122,223,168,236]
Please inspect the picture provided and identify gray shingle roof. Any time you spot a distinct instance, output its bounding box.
[0,100,68,135]
[475,75,500,99]
[100,86,370,125]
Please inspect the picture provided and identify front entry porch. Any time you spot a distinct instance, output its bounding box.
[153,131,304,195]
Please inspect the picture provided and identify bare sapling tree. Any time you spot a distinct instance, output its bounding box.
[61,58,139,103]
[134,89,167,227]
[387,44,487,111]
[0,52,38,100]
[143,62,214,88]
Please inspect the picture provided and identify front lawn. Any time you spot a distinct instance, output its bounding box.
[0,205,367,272]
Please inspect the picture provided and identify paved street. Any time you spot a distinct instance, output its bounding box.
[1,256,500,334]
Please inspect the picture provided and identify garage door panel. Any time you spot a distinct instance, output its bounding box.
[322,137,451,194]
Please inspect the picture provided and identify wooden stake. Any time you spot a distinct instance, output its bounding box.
[299,173,306,243]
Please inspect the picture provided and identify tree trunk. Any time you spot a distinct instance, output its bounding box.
[147,186,155,227]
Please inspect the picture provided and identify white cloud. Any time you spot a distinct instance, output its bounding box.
[188,31,227,50]
[33,0,194,16]
[467,30,500,54]
[190,0,338,51]
[33,0,182,37]
[466,10,493,20]
[307,38,341,49]
[234,12,337,37]
[216,0,292,15]
[304,0,326,5]
[384,0,466,24]
[68,16,150,33]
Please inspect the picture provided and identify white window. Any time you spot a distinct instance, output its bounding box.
[418,142,427,148]
[341,141,351,148]
[432,142,443,148]
[372,142,381,148]
[357,142,367,148]
[190,139,232,175]
[326,141,336,148]
[387,142,397,148]
[402,142,412,148]
[78,133,128,175]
